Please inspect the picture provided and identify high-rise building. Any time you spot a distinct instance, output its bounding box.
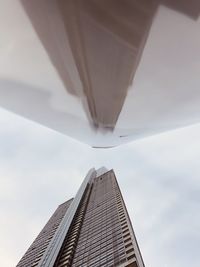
[17,168,144,267]
[1,1,200,148]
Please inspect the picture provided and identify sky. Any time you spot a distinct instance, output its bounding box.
[0,107,200,267]
[0,2,200,267]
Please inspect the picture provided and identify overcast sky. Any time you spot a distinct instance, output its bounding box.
[0,107,200,267]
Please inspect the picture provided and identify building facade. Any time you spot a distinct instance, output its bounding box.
[2,1,200,148]
[17,169,144,267]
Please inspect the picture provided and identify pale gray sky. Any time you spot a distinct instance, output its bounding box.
[0,2,200,267]
[0,107,200,267]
